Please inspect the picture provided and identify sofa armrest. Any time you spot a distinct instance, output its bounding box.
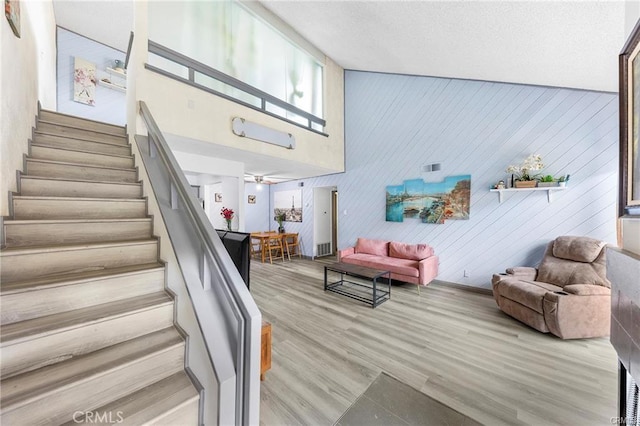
[562,284,610,296]
[418,255,439,286]
[505,266,537,280]
[338,247,355,261]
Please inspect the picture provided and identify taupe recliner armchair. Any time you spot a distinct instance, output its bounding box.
[492,236,610,339]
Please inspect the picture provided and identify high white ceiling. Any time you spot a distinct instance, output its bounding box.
[52,0,637,180]
[259,0,631,93]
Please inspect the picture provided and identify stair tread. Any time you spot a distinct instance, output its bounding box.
[0,238,157,258]
[26,157,136,172]
[4,219,151,229]
[65,371,199,425]
[31,143,134,160]
[0,327,182,408]
[39,109,126,132]
[1,262,164,295]
[0,292,172,345]
[4,218,152,225]
[34,130,130,148]
[20,175,141,187]
[12,195,145,202]
[37,120,127,139]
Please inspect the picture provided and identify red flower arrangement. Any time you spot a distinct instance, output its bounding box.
[220,207,234,231]
[220,207,234,220]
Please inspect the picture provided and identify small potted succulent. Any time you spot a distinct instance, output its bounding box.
[537,174,558,187]
[558,174,570,187]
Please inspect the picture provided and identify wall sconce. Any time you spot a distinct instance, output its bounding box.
[232,117,295,149]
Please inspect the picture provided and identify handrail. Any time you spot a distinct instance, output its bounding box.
[145,40,327,135]
[124,31,134,70]
[136,101,261,425]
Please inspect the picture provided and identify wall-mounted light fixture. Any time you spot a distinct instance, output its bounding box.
[232,117,295,149]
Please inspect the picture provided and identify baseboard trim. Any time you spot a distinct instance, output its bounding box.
[435,280,493,296]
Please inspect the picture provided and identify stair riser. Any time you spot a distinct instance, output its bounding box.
[38,111,126,137]
[147,398,200,425]
[26,160,137,183]
[34,133,131,156]
[1,268,164,325]
[36,122,127,145]
[13,198,147,220]
[4,220,153,248]
[31,145,134,169]
[20,177,142,199]
[1,342,184,424]
[0,241,158,283]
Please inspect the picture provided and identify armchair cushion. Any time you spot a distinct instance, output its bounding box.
[562,284,611,296]
[552,236,606,263]
[497,279,563,314]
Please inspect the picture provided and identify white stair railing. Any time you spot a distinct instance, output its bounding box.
[136,101,261,425]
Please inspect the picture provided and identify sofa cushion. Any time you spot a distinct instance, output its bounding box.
[355,238,389,257]
[343,253,419,277]
[552,236,606,263]
[496,279,563,314]
[389,241,433,260]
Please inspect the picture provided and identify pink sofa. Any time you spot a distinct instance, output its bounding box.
[338,238,439,286]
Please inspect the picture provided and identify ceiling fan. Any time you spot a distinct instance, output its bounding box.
[244,174,283,185]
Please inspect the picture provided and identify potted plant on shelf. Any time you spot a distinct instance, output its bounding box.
[558,174,570,187]
[507,154,544,188]
[538,174,558,187]
[220,207,234,231]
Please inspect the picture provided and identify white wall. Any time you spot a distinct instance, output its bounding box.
[272,71,619,289]
[244,182,270,232]
[1,0,56,216]
[172,151,245,231]
[56,27,126,125]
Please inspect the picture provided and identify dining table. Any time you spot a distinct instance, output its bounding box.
[251,232,298,263]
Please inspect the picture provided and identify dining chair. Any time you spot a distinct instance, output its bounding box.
[283,233,301,260]
[266,234,285,263]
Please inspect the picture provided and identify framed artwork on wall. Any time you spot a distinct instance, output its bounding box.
[73,57,97,106]
[5,0,20,38]
[248,195,256,204]
[215,193,222,203]
[620,19,640,215]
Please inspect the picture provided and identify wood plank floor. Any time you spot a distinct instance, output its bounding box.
[251,257,618,426]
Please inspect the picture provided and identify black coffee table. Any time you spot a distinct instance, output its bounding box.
[324,262,391,308]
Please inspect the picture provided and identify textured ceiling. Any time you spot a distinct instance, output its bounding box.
[259,0,630,92]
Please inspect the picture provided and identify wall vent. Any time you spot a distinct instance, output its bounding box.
[422,163,442,172]
[316,242,332,257]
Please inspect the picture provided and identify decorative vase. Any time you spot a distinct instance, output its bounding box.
[278,226,285,234]
[226,219,232,231]
[514,180,537,188]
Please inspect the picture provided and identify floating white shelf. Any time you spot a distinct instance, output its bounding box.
[490,186,566,203]
[97,79,126,92]
[106,67,126,77]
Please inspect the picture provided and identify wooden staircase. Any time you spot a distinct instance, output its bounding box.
[0,110,200,424]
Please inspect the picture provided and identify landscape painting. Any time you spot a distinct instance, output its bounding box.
[386,175,471,224]
[274,189,302,222]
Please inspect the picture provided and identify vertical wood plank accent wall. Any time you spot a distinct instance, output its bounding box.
[265,71,618,288]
